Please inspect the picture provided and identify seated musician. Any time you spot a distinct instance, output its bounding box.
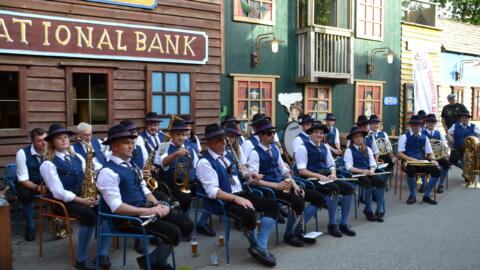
[347,115,379,160]
[15,128,47,241]
[140,112,165,154]
[183,115,202,154]
[247,119,325,247]
[398,116,440,205]
[119,120,148,169]
[422,114,451,194]
[324,113,342,157]
[39,124,112,270]
[418,110,428,130]
[97,125,192,270]
[221,114,245,145]
[447,110,480,171]
[196,124,278,266]
[291,114,314,153]
[369,115,395,172]
[72,122,106,170]
[296,123,356,237]
[241,113,268,159]
[344,127,386,222]
[154,119,198,214]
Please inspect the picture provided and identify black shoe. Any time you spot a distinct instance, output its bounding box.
[375,212,384,223]
[284,235,305,247]
[406,195,416,205]
[134,239,147,255]
[276,214,285,224]
[137,255,162,270]
[339,224,356,237]
[418,184,425,193]
[196,223,216,237]
[422,196,438,205]
[298,234,316,244]
[327,224,343,238]
[25,227,35,241]
[437,185,444,193]
[76,259,95,270]
[249,245,276,267]
[365,211,377,222]
[96,255,111,269]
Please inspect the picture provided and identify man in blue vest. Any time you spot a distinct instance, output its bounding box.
[292,114,314,153]
[447,110,480,170]
[72,122,106,170]
[140,112,165,154]
[325,113,342,157]
[369,114,395,172]
[196,123,278,266]
[97,124,192,270]
[398,115,441,205]
[242,113,268,159]
[422,114,451,193]
[183,115,202,154]
[119,120,148,170]
[15,128,47,241]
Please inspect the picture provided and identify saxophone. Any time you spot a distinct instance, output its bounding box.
[80,140,98,198]
[173,147,192,194]
[143,138,159,191]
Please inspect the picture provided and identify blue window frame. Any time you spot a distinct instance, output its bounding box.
[151,72,191,129]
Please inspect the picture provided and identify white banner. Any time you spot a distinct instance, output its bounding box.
[413,51,438,114]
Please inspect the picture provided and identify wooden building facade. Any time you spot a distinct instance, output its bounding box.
[0,0,222,167]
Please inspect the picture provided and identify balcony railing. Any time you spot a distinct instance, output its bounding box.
[296,26,353,83]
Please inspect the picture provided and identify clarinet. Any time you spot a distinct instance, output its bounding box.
[225,138,253,193]
[140,201,180,227]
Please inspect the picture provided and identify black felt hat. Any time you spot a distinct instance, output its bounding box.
[425,114,438,122]
[183,115,195,124]
[102,125,137,145]
[224,123,241,136]
[408,115,422,125]
[221,114,240,125]
[325,113,336,121]
[346,127,368,140]
[168,119,190,132]
[307,123,329,135]
[369,114,381,123]
[254,119,276,135]
[120,119,141,131]
[458,110,472,118]
[356,115,370,126]
[144,112,162,122]
[44,124,75,142]
[298,114,314,125]
[202,123,227,141]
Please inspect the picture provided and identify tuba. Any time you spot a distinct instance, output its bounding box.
[430,139,449,160]
[80,140,98,198]
[143,139,159,191]
[376,137,392,156]
[173,147,192,194]
[462,136,480,189]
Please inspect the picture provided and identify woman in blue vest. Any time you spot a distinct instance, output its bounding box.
[325,113,342,157]
[297,122,356,237]
[183,115,202,154]
[72,122,106,170]
[344,127,386,222]
[221,114,246,145]
[369,114,395,172]
[422,114,451,193]
[97,124,192,270]
[39,124,111,270]
[350,115,379,160]
[447,110,480,169]
[398,116,440,205]
[140,112,165,154]
[15,128,47,241]
[291,114,314,153]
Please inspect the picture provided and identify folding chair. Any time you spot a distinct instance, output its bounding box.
[1,163,21,236]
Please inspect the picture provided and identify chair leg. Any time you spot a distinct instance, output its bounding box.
[95,222,101,270]
[399,172,403,201]
[66,221,76,267]
[38,214,43,258]
[123,238,127,266]
[15,200,21,236]
[274,217,279,246]
[144,237,151,270]
[171,248,176,270]
[224,216,230,264]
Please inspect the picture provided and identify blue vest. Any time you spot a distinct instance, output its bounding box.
[104,160,146,207]
[326,127,336,146]
[51,155,84,194]
[297,133,310,145]
[160,144,196,186]
[72,138,106,166]
[404,132,426,160]
[372,131,387,140]
[350,146,370,170]
[247,136,260,148]
[185,137,199,153]
[453,123,476,148]
[254,144,283,183]
[422,129,441,140]
[22,145,43,184]
[305,142,330,172]
[132,145,145,169]
[140,131,165,154]
[365,135,374,149]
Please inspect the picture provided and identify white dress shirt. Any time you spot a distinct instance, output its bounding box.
[247,143,289,176]
[40,151,86,203]
[196,149,243,199]
[346,135,379,155]
[328,126,340,144]
[448,122,480,135]
[344,145,377,171]
[424,128,449,148]
[154,142,199,170]
[241,135,260,160]
[292,131,309,153]
[296,141,335,171]
[16,145,44,182]
[146,132,163,149]
[236,146,247,166]
[72,142,103,170]
[397,131,433,155]
[96,155,151,213]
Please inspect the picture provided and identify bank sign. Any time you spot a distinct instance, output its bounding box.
[0,10,208,64]
[85,0,158,9]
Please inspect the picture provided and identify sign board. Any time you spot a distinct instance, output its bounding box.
[384,96,398,106]
[0,10,208,64]
[85,0,158,9]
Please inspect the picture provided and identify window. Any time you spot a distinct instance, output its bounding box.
[298,0,352,29]
[451,86,465,105]
[151,72,192,129]
[472,87,480,121]
[356,0,384,41]
[304,85,332,121]
[0,71,20,129]
[233,0,275,26]
[355,80,383,120]
[232,74,277,134]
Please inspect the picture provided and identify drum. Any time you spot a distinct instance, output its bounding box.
[282,121,301,158]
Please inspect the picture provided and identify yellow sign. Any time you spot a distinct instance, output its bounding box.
[85,0,157,9]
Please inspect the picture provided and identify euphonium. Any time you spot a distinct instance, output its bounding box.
[430,139,449,160]
[143,138,158,191]
[376,137,392,156]
[462,136,480,189]
[173,147,192,194]
[80,140,98,198]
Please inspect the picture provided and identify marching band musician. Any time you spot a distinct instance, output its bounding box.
[247,118,325,247]
[324,113,342,157]
[241,113,268,159]
[39,124,112,270]
[154,119,198,214]
[97,125,192,270]
[183,115,202,154]
[418,110,428,130]
[221,114,246,145]
[140,112,165,154]
[398,116,440,205]
[225,123,248,169]
[296,123,356,237]
[15,128,47,241]
[72,122,106,170]
[291,114,314,153]
[447,110,480,170]
[347,115,380,160]
[369,115,396,172]
[196,124,278,266]
[119,120,148,169]
[344,127,386,222]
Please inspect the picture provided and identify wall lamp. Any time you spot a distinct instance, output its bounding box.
[367,47,396,74]
[251,33,284,69]
[455,59,480,81]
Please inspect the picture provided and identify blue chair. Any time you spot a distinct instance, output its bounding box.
[2,163,21,236]
[95,196,175,270]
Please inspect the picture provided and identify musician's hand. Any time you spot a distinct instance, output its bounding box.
[142,169,152,179]
[234,196,255,210]
[277,181,290,191]
[431,160,439,167]
[249,173,263,184]
[79,197,97,208]
[294,187,304,197]
[175,149,190,157]
[328,174,337,181]
[153,204,170,218]
[366,170,374,176]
